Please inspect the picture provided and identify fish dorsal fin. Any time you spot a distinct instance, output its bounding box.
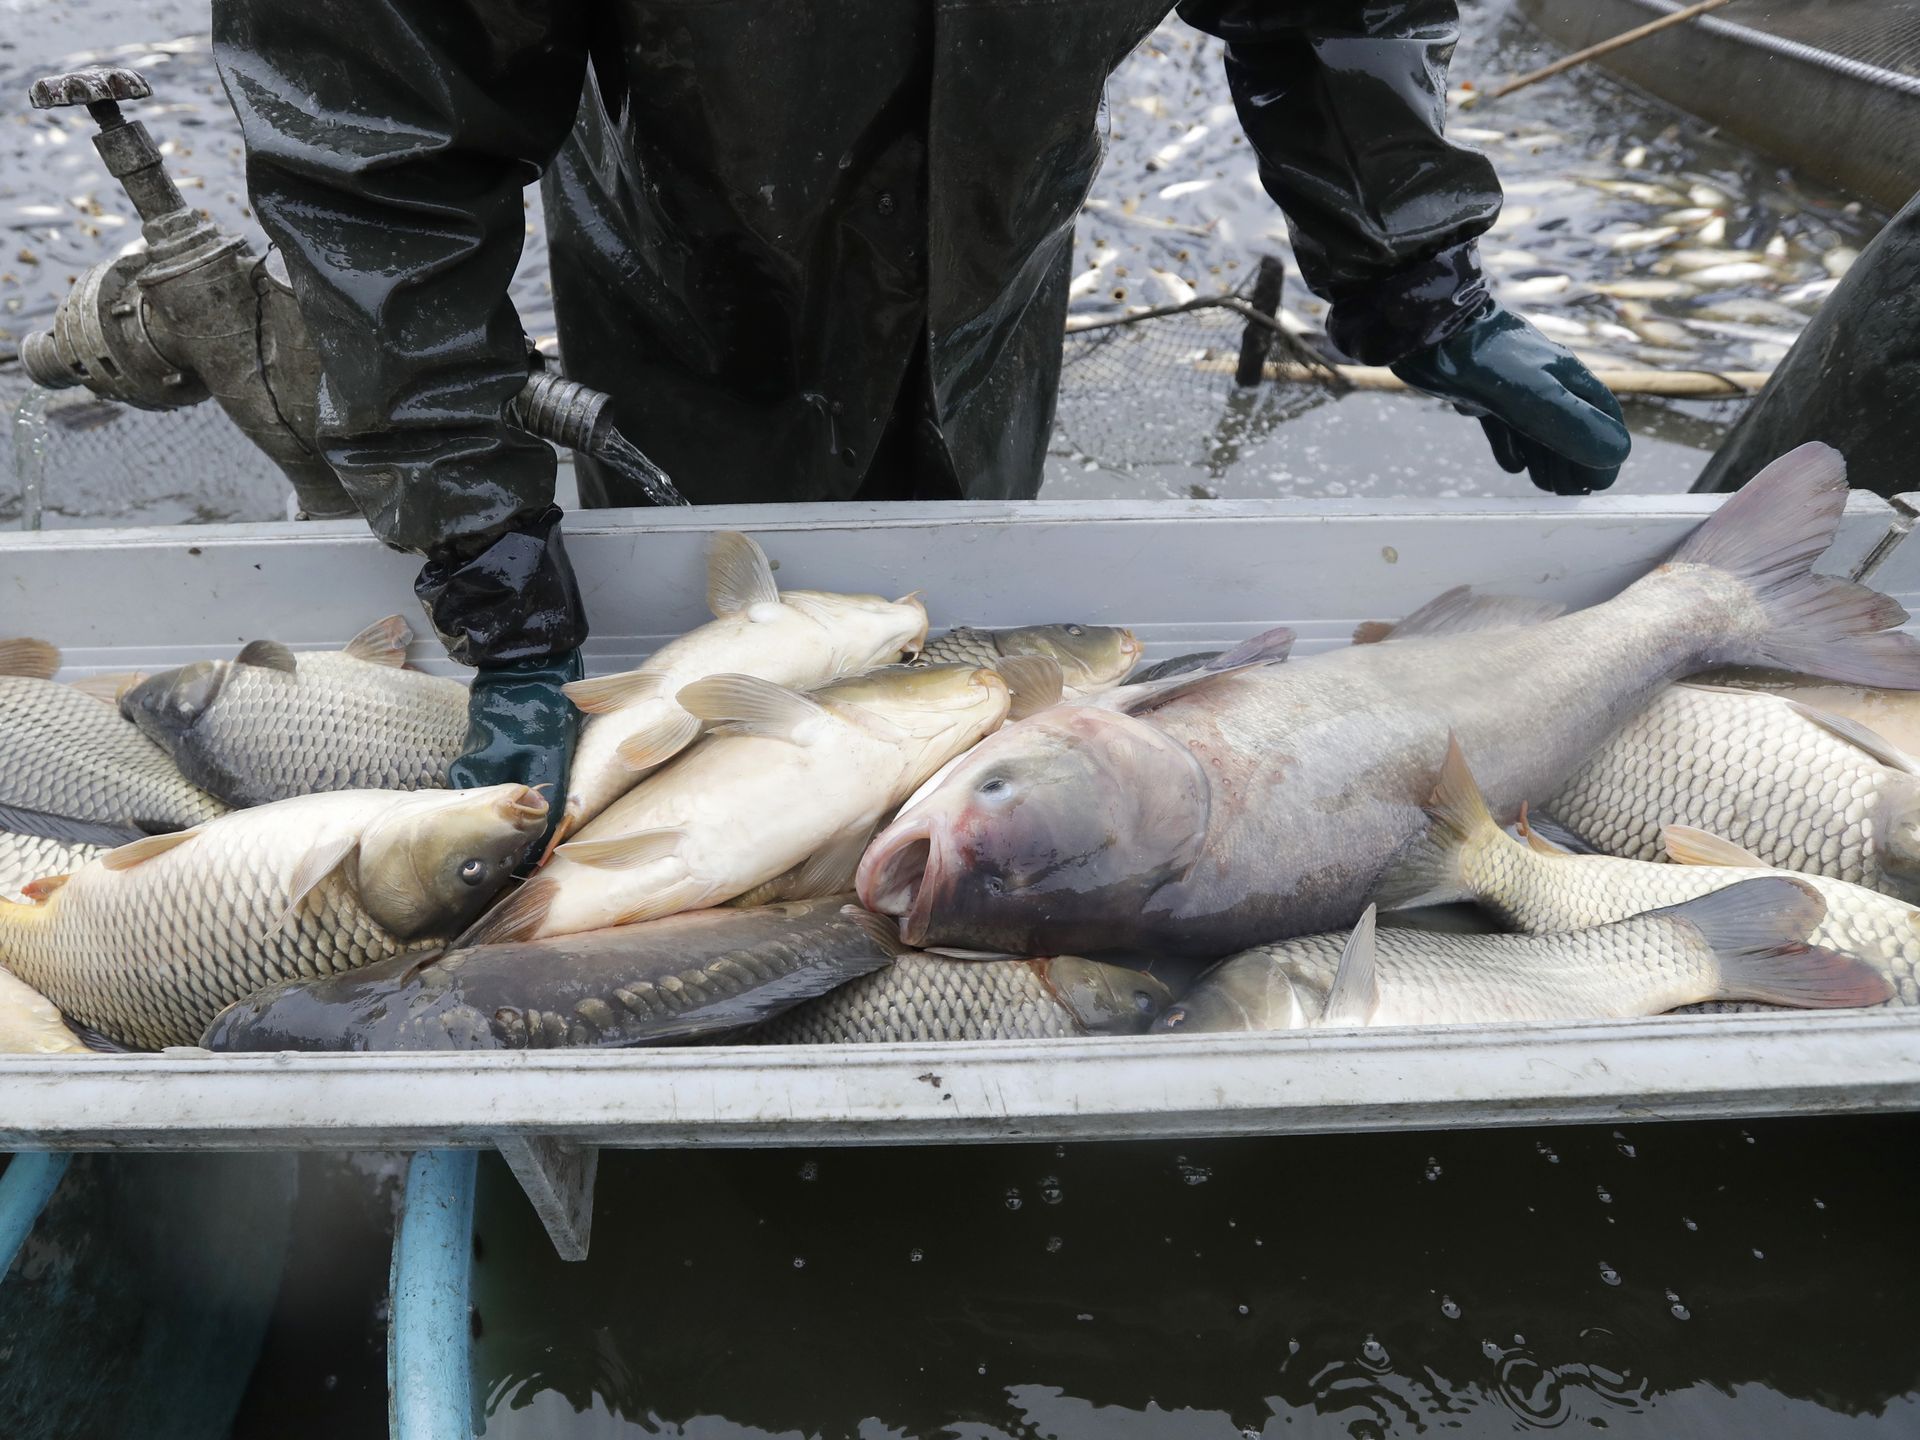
[0,639,60,680]
[676,674,828,742]
[707,532,779,618]
[100,828,203,871]
[0,803,144,848]
[1357,586,1565,644]
[234,639,298,674]
[1209,625,1295,670]
[264,833,361,939]
[1783,699,1920,775]
[1663,824,1769,868]
[562,669,666,715]
[556,825,686,871]
[20,874,69,902]
[343,615,412,667]
[996,655,1064,720]
[1322,904,1381,1027]
[1114,665,1255,716]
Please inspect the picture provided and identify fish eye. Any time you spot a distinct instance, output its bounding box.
[977,775,1015,802]
[1133,990,1156,1013]
[458,858,490,886]
[1064,624,1084,636]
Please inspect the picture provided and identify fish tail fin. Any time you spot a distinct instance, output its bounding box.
[0,638,60,680]
[1372,734,1507,910]
[458,877,558,947]
[1671,443,1920,687]
[1654,876,1892,1009]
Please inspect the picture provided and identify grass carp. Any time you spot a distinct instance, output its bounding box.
[203,898,902,1052]
[0,641,227,832]
[470,664,1010,944]
[861,445,1920,958]
[1379,739,1920,1006]
[1697,669,1920,769]
[752,954,1170,1043]
[555,532,928,846]
[918,624,1140,697]
[1155,878,1889,1033]
[119,617,469,807]
[1545,684,1920,899]
[0,785,546,1050]
[0,805,141,904]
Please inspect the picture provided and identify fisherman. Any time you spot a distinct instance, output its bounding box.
[211,1,1632,823]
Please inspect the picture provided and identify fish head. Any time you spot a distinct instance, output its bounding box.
[993,624,1142,693]
[857,706,1211,954]
[354,784,550,940]
[785,589,931,665]
[820,663,1011,769]
[1151,955,1309,1033]
[120,659,230,743]
[1877,773,1920,901]
[1039,956,1172,1033]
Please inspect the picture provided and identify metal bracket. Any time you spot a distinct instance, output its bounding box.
[492,1135,598,1262]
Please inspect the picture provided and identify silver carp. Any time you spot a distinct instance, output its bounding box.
[1545,683,1920,898]
[1380,738,1920,1006]
[752,954,1171,1043]
[0,785,546,1050]
[203,898,903,1052]
[1155,879,1889,1032]
[0,641,227,831]
[918,624,1140,697]
[119,617,470,807]
[860,445,1920,958]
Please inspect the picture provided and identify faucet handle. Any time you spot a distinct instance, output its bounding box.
[29,68,151,126]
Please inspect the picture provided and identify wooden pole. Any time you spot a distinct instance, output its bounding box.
[1194,358,1773,398]
[1475,0,1736,103]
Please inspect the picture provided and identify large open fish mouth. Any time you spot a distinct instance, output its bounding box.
[856,813,939,945]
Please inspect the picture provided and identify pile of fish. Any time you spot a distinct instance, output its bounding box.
[9,441,1920,1060]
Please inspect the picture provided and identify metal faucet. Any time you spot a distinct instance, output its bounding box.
[19,68,657,519]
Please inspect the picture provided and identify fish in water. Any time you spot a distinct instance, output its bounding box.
[1154,880,1888,1032]
[859,445,1920,959]
[0,639,227,831]
[917,624,1141,697]
[1546,684,1920,900]
[1377,737,1920,1006]
[119,617,469,807]
[752,953,1171,1043]
[0,804,142,904]
[0,785,547,1050]
[0,965,90,1054]
[470,664,1010,944]
[554,532,928,845]
[203,898,904,1052]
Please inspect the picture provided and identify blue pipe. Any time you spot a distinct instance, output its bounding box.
[388,1150,478,1440]
[0,1152,71,1282]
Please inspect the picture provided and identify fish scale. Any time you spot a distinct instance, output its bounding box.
[0,677,227,829]
[1547,685,1902,889]
[754,956,1085,1043]
[0,832,107,903]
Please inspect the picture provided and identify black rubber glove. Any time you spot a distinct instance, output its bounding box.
[416,505,589,858]
[1391,302,1632,496]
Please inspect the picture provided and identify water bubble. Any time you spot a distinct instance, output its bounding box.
[1598,1261,1621,1286]
[793,1257,807,1269]
[977,1364,988,1375]
[1441,1297,1461,1319]
[1237,1303,1251,1316]
[1814,1198,1826,1210]
[1362,1337,1388,1366]
[1077,1313,1094,1322]
[1596,1186,1613,1204]
[1536,1142,1561,1164]
[1613,1131,1638,1158]
[1482,1340,1504,1361]
[1288,1339,1300,1355]
[1424,1156,1444,1181]
[1040,1176,1064,1205]
[1751,1248,1765,1260]
[1742,1129,1756,1144]
[1046,1236,1064,1254]
[909,1247,924,1263]
[1513,1334,1526,1346]
[1176,1155,1213,1185]
[1054,1145,1067,1158]
[1670,1301,1691,1320]
[1682,1216,1698,1231]
[1004,1188,1023,1211]
[797,1160,818,1182]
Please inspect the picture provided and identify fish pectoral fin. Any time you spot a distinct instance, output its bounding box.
[781,825,877,902]
[613,709,703,771]
[1321,904,1382,1027]
[343,615,413,668]
[561,670,666,715]
[0,638,60,680]
[676,675,826,743]
[556,826,686,870]
[996,655,1064,720]
[1782,699,1920,775]
[100,827,204,871]
[19,874,69,902]
[264,834,362,939]
[1662,824,1769,868]
[234,639,298,674]
[611,877,716,927]
[707,531,779,618]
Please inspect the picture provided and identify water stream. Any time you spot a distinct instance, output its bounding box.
[9,383,50,531]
